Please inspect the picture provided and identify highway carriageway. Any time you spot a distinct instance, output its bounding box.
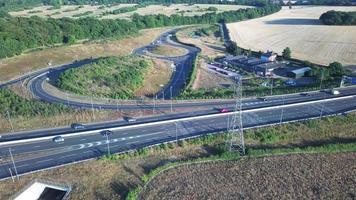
[1,86,356,143]
[0,95,355,180]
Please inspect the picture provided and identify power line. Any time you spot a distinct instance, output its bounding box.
[227,75,245,155]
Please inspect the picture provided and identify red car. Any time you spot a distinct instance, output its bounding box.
[219,108,229,113]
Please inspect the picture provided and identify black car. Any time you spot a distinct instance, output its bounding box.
[258,97,268,102]
[300,92,311,96]
[100,130,113,136]
[71,123,85,130]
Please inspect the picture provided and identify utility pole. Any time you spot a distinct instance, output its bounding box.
[319,69,324,90]
[280,96,285,126]
[319,93,326,119]
[9,148,19,181]
[340,76,345,88]
[106,134,111,156]
[270,78,273,96]
[5,110,14,133]
[66,93,69,107]
[91,97,95,122]
[162,90,165,101]
[8,168,14,182]
[153,95,157,115]
[175,122,178,145]
[227,75,245,155]
[170,86,173,113]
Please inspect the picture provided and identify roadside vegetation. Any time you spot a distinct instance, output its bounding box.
[320,10,356,25]
[58,56,151,99]
[0,88,70,117]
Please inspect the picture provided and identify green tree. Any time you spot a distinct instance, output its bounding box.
[329,62,343,78]
[282,47,291,59]
[63,35,76,44]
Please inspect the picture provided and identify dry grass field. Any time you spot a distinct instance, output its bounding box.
[227,6,356,66]
[140,152,356,200]
[149,44,189,57]
[8,4,136,18]
[9,4,252,19]
[0,27,169,83]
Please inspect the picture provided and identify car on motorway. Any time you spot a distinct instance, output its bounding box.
[258,97,268,102]
[71,123,85,130]
[53,136,64,143]
[331,89,340,95]
[124,117,137,123]
[219,108,230,113]
[300,92,311,96]
[100,130,113,136]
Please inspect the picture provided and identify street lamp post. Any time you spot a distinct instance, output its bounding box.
[9,148,19,181]
[6,110,14,133]
[106,134,111,156]
[170,86,173,113]
[175,122,178,145]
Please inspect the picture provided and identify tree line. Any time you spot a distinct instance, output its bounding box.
[0,4,281,59]
[0,0,271,11]
[319,10,356,25]
[0,88,71,117]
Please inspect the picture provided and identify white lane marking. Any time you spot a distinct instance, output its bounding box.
[95,141,102,145]
[36,159,53,163]
[60,154,76,159]
[81,139,87,141]
[34,145,41,148]
[16,164,29,168]
[87,143,93,147]
[1,95,354,147]
[83,151,92,154]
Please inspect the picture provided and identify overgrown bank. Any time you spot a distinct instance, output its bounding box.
[57,56,151,99]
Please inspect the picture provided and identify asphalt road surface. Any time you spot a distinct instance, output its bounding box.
[0,94,356,180]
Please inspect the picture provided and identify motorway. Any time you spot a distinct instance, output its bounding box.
[0,93,356,180]
[1,27,356,180]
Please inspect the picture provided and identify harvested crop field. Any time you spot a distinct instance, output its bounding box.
[227,6,356,66]
[140,152,356,200]
[9,4,252,19]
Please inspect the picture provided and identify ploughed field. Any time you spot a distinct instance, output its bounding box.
[227,6,356,66]
[140,152,356,200]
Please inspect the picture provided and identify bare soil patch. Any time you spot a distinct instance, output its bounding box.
[227,6,356,66]
[0,27,169,83]
[140,152,356,200]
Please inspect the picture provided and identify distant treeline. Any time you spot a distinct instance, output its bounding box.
[0,0,271,11]
[0,5,281,59]
[319,10,356,25]
[294,0,356,6]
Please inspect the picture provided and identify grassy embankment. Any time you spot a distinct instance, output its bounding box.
[0,112,355,199]
[57,56,151,99]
